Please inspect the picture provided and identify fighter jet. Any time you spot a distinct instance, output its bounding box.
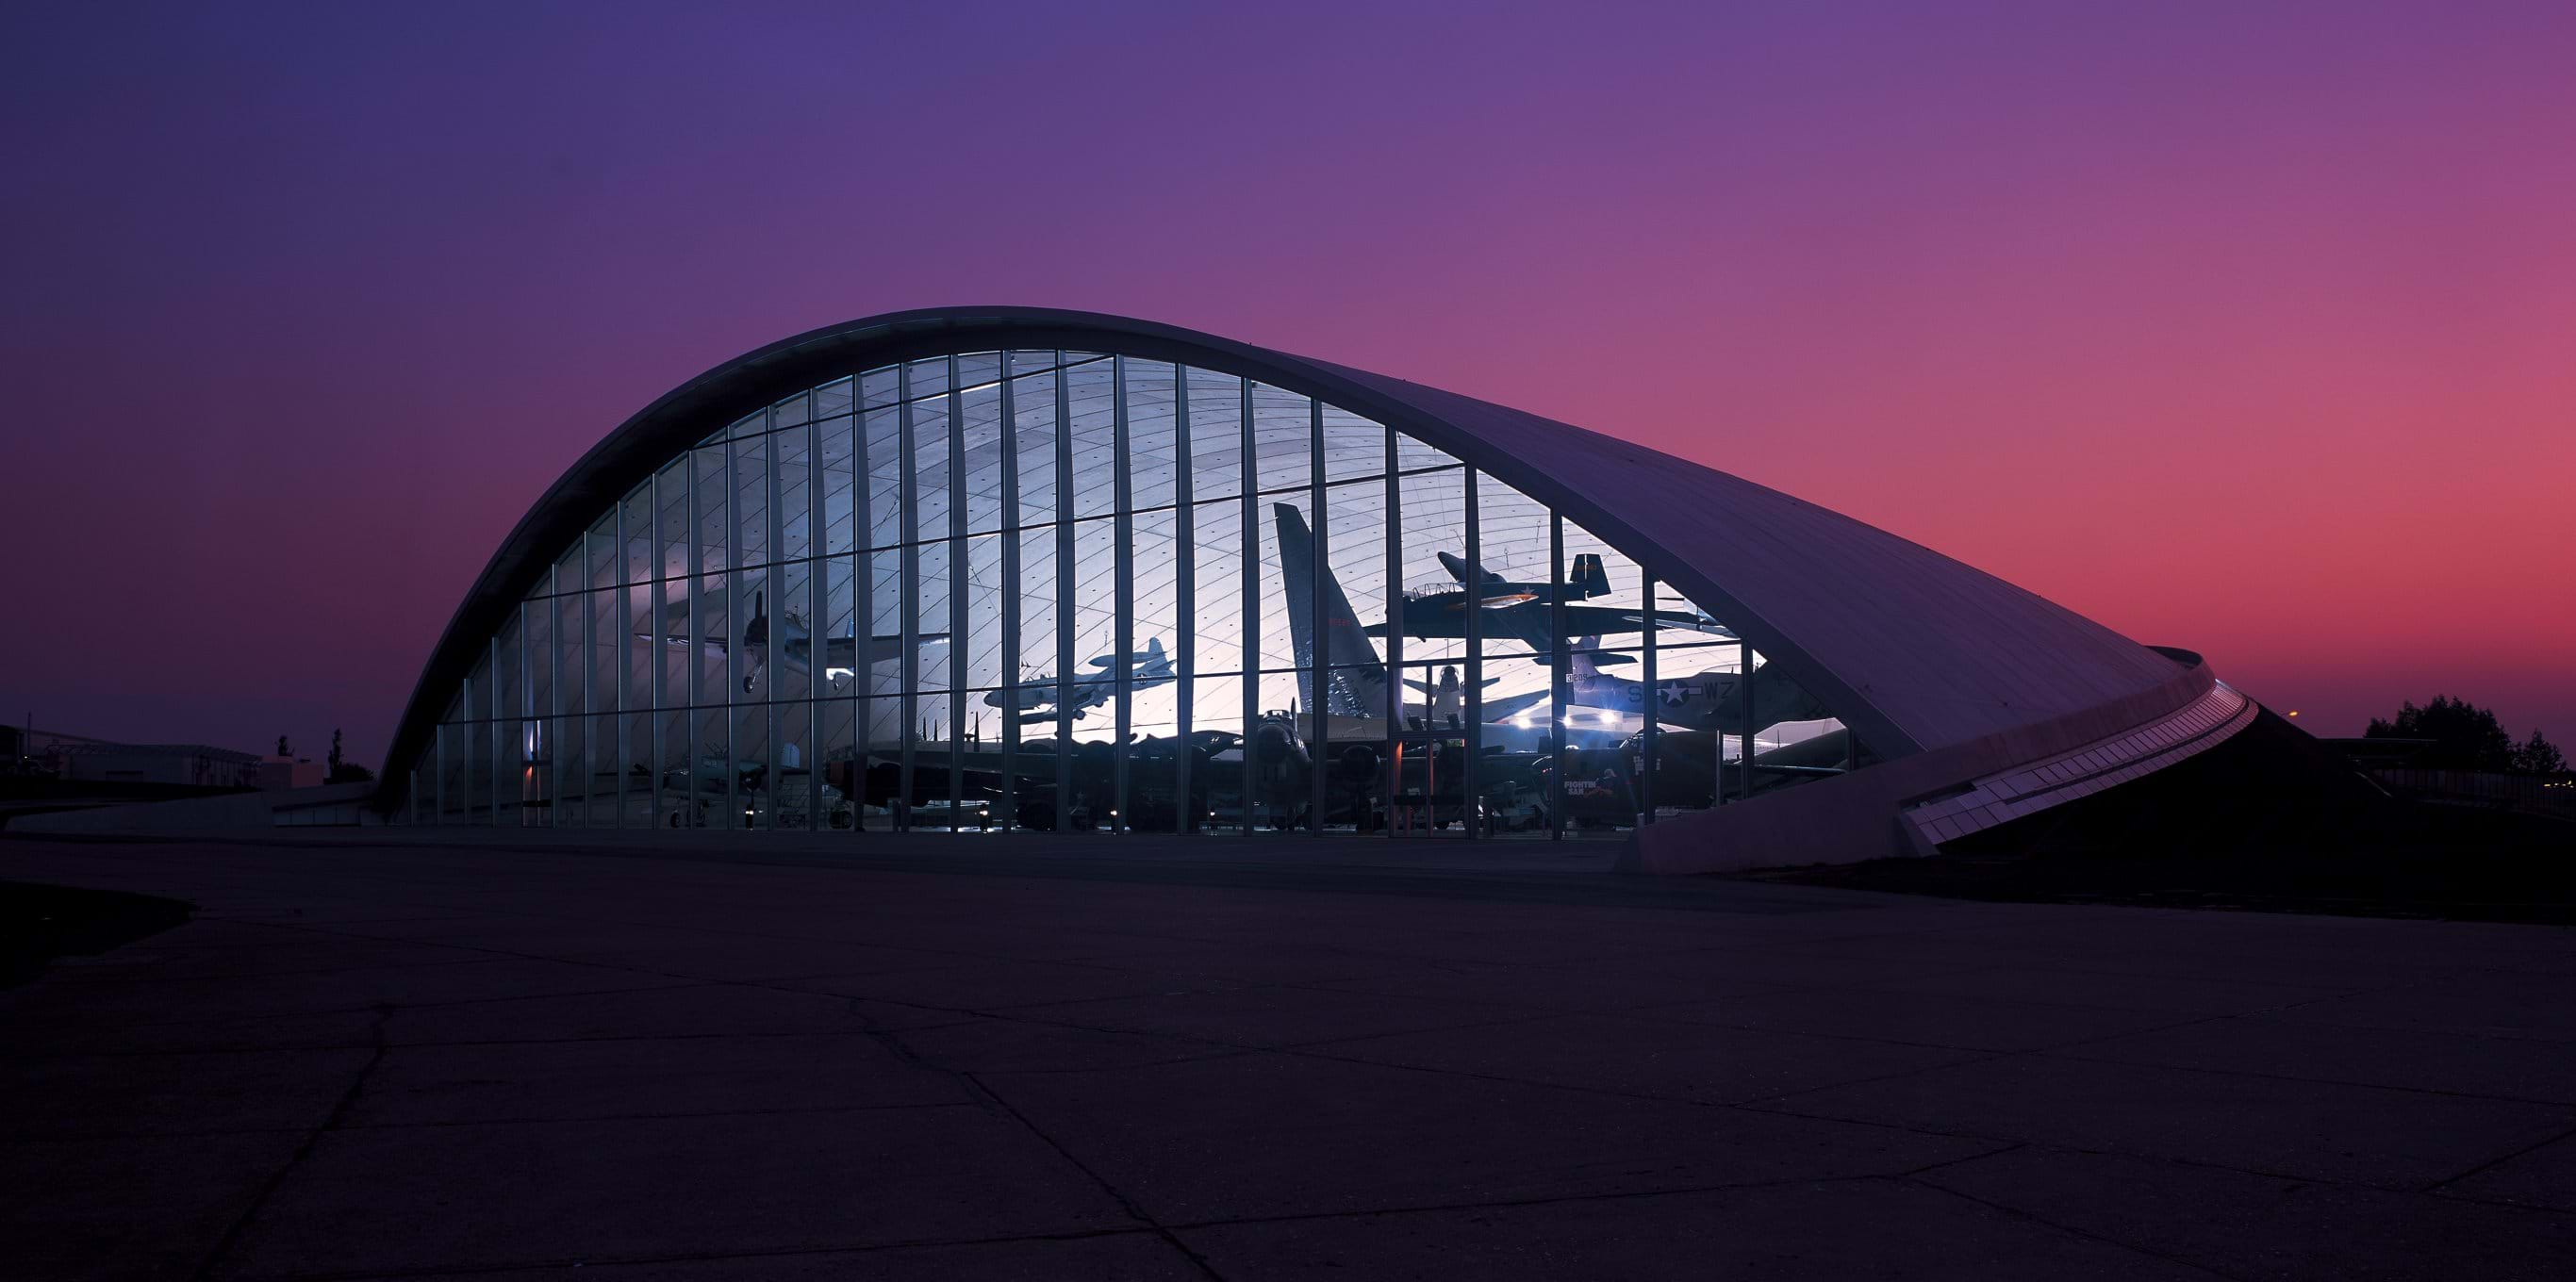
[647,586,947,694]
[983,637,1176,724]
[1484,638,1830,732]
[1402,664,1496,728]
[1367,551,1733,652]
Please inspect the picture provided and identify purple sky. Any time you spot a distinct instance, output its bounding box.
[5,1,2571,766]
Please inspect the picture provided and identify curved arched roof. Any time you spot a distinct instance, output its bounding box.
[382,305,2190,789]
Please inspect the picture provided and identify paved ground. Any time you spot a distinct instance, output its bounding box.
[6,831,2575,1281]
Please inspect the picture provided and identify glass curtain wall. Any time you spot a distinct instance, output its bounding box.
[410,352,1859,834]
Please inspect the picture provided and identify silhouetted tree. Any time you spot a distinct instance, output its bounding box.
[276,734,291,758]
[323,727,374,784]
[2365,697,2514,771]
[2514,730,2567,778]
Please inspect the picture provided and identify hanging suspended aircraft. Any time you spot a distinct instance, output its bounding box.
[644,586,947,694]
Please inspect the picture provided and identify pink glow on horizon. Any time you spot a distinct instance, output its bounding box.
[3,2,2569,764]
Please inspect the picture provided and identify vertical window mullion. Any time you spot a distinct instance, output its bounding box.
[1171,364,1193,831]
[1640,572,1657,825]
[850,403,870,837]
[767,404,785,831]
[1461,470,1481,838]
[1237,378,1257,833]
[648,471,663,831]
[1548,512,1566,841]
[898,366,918,832]
[996,353,1020,831]
[806,406,824,831]
[1111,355,1132,833]
[1382,421,1401,838]
[1307,397,1327,833]
[1053,360,1075,830]
[614,501,627,830]
[947,357,967,831]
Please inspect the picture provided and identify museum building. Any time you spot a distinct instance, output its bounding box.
[382,308,2246,871]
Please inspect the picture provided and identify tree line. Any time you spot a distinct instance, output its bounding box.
[2364,696,2564,776]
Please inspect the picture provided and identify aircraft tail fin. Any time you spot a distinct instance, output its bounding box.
[1570,636,1604,682]
[1273,502,1390,718]
[1569,553,1609,599]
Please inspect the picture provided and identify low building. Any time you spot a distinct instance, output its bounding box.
[59,743,263,790]
[256,756,327,791]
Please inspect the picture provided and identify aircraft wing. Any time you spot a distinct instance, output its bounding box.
[1481,687,1553,722]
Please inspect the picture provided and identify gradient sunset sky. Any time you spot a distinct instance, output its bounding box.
[5,1,2569,765]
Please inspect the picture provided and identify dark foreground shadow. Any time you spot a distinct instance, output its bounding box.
[1,880,192,988]
[1745,710,2576,923]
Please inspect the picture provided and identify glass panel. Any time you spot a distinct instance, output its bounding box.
[620,485,654,584]
[1474,473,1555,663]
[960,378,1005,535]
[777,700,815,830]
[1184,368,1245,503]
[861,364,901,410]
[961,534,1004,691]
[657,709,690,828]
[623,582,653,711]
[1012,363,1059,527]
[910,393,950,543]
[732,704,768,829]
[1014,528,1056,687]
[777,419,812,563]
[818,413,856,556]
[1395,429,1461,473]
[1131,506,1181,752]
[492,608,524,720]
[693,707,729,828]
[772,561,810,704]
[694,445,728,572]
[1395,466,1470,666]
[466,717,493,823]
[1251,384,1313,493]
[821,554,857,693]
[692,572,728,707]
[588,516,618,591]
[1253,489,1311,671]
[1190,500,1245,680]
[954,351,1000,392]
[1065,518,1116,736]
[1324,479,1391,672]
[820,697,856,829]
[1064,359,1117,519]
[815,376,854,419]
[1319,404,1384,483]
[865,404,903,549]
[905,356,949,401]
[553,543,584,601]
[656,459,691,580]
[1192,673,1246,832]
[554,714,586,825]
[1124,358,1179,511]
[733,567,768,701]
[621,711,653,827]
[912,542,950,694]
[771,387,810,431]
[733,431,769,568]
[589,589,619,715]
